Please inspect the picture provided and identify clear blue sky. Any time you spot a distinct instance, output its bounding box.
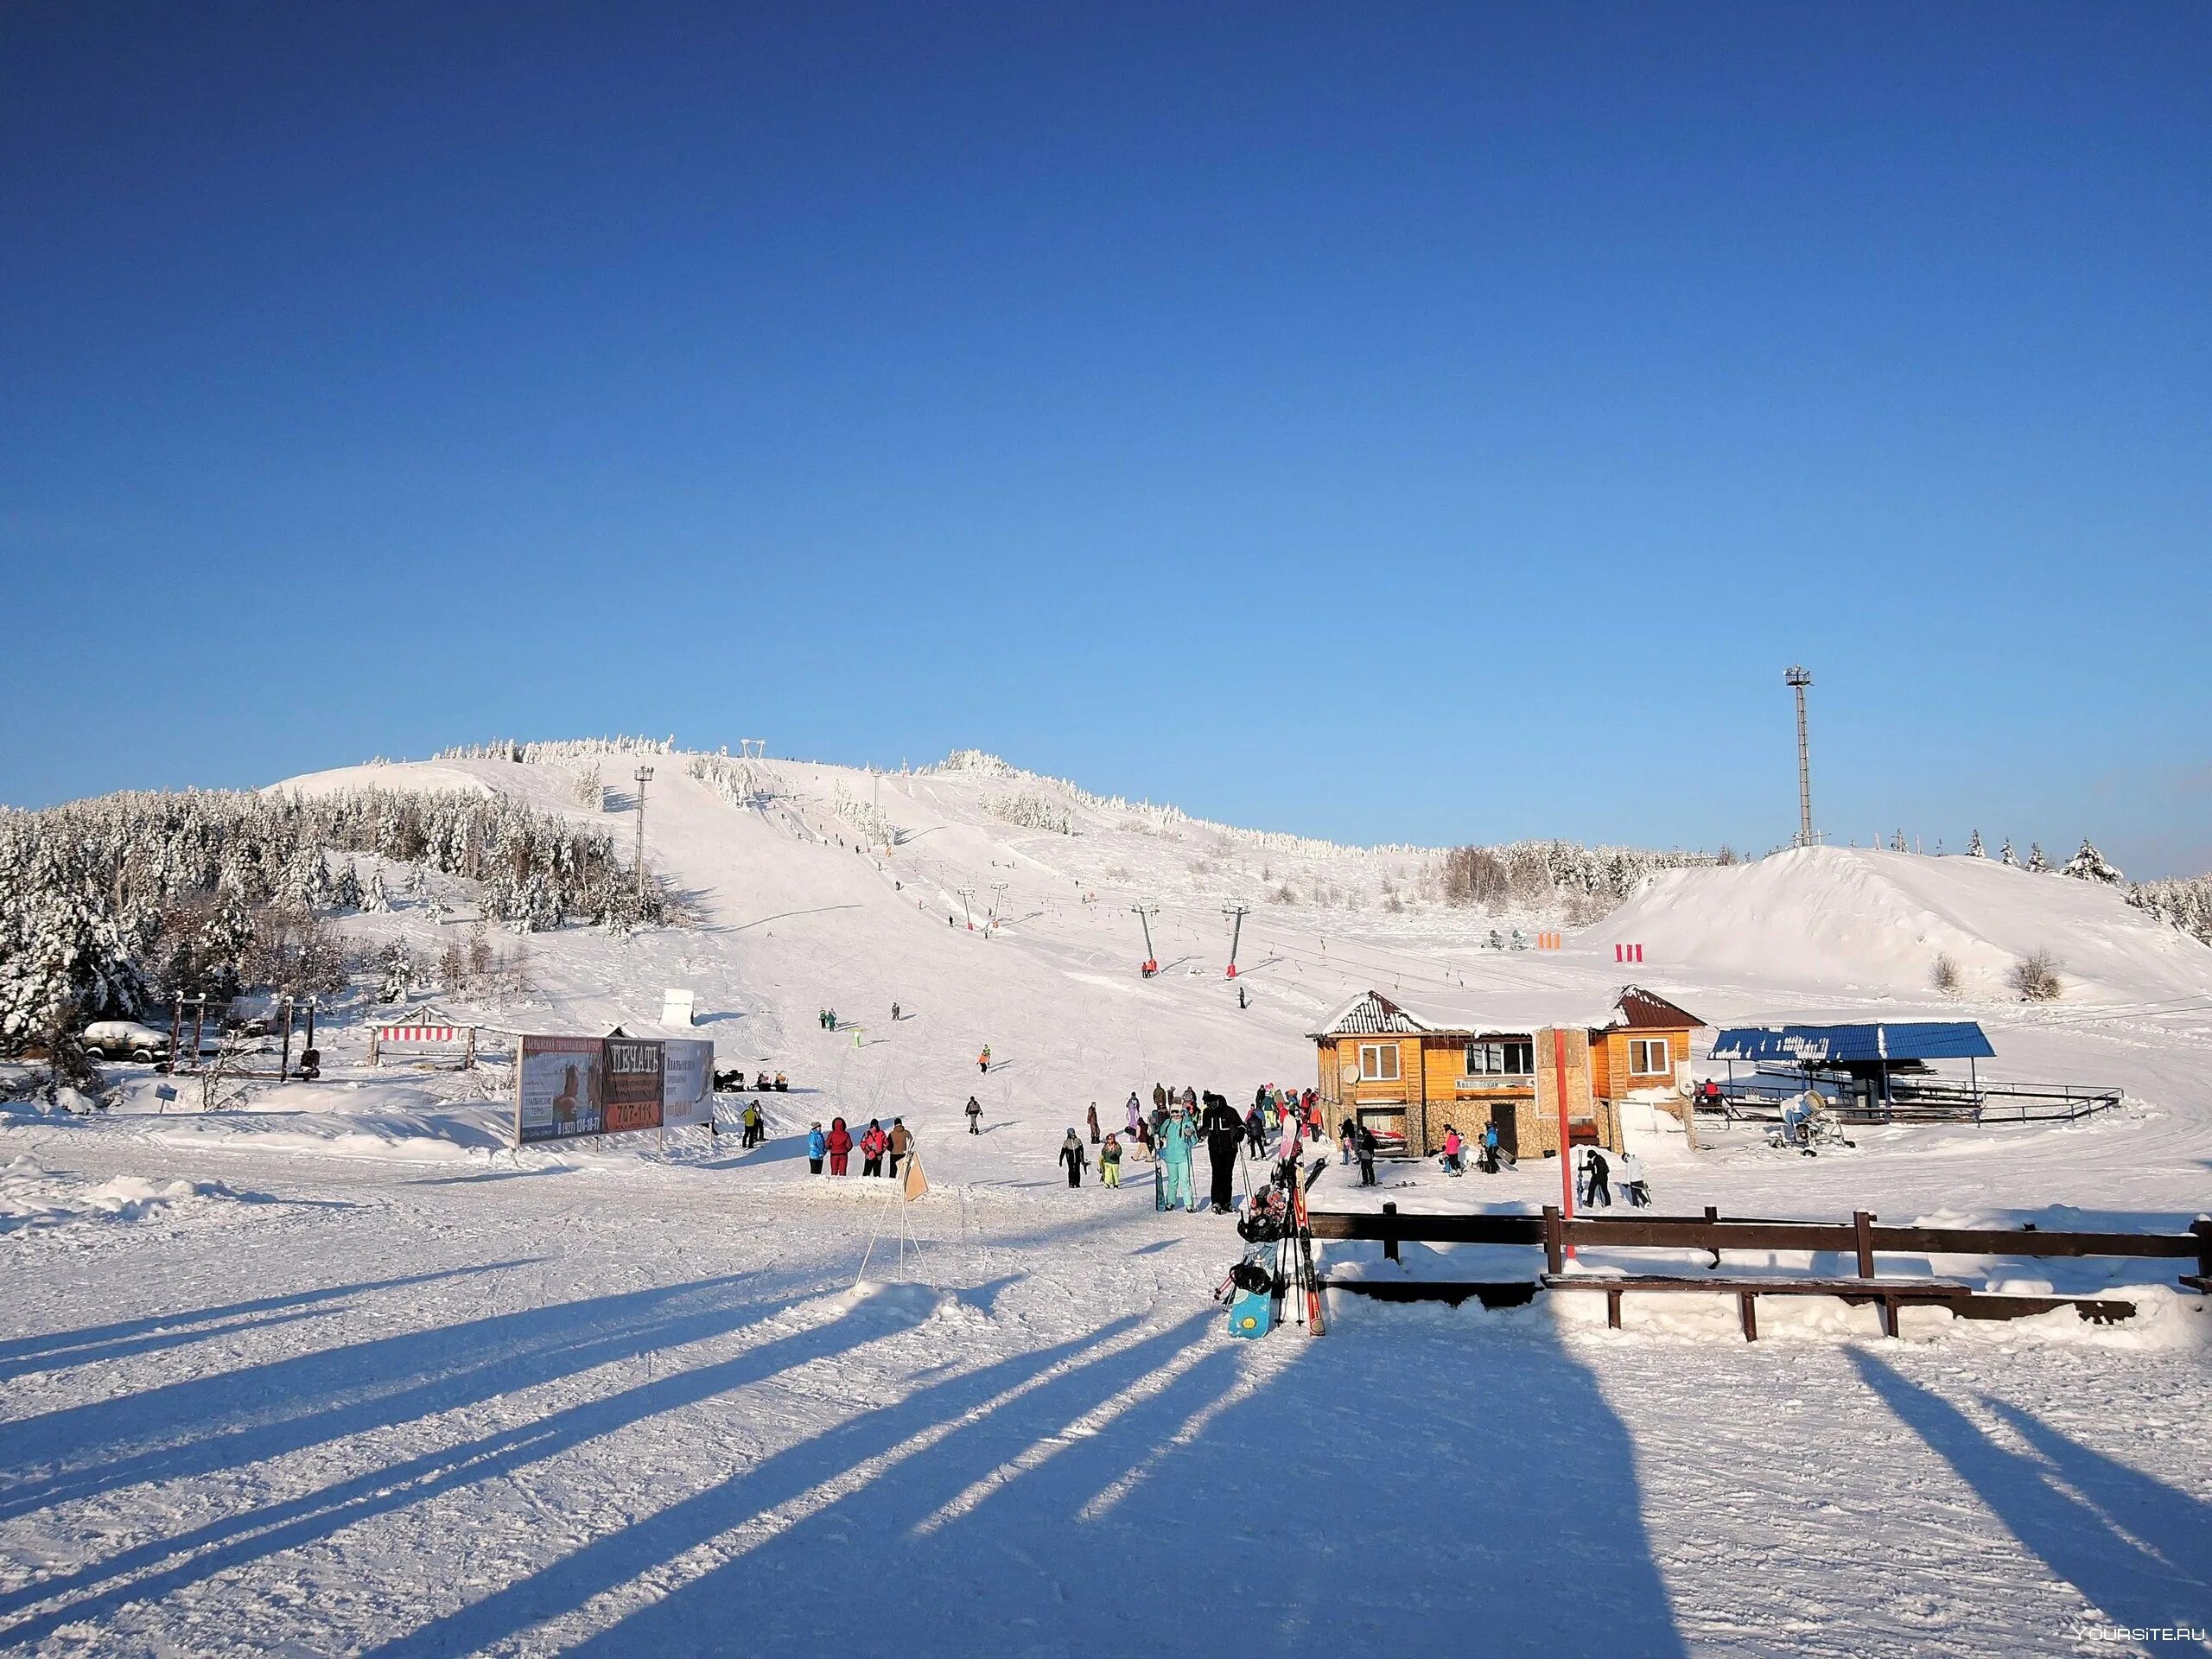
[4,4,2207,873]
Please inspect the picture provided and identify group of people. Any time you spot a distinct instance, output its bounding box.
[1575,1143,1652,1208]
[805,1116,913,1179]
[1436,1121,1510,1176]
[1051,1084,1336,1216]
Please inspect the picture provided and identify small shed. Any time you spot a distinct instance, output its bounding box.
[1588,986,1707,1106]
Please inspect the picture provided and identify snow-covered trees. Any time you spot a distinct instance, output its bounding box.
[363,868,392,913]
[1438,839,1712,913]
[2000,839,2018,868]
[2025,843,2050,873]
[1966,830,1985,858]
[2062,839,2124,885]
[2130,874,2212,947]
[982,793,1072,836]
[0,869,146,1059]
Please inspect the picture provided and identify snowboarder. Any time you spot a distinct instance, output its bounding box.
[806,1122,826,1175]
[825,1116,853,1177]
[887,1117,911,1179]
[1059,1128,1088,1188]
[1618,1148,1651,1208]
[977,1046,991,1074]
[1199,1092,1243,1214]
[1101,1133,1122,1187]
[1356,1123,1378,1187]
[1156,1109,1197,1211]
[1086,1103,1101,1144]
[965,1096,982,1135]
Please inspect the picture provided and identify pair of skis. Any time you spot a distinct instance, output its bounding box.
[1268,1156,1327,1337]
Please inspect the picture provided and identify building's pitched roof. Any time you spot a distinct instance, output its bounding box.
[1310,989,1442,1038]
[1709,1022,1994,1065]
[1606,985,1707,1031]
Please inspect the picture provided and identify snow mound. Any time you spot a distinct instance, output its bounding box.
[0,1154,242,1233]
[1605,846,2212,1001]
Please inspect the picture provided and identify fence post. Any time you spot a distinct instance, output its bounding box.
[1543,1205,1563,1276]
[1382,1201,1399,1264]
[2194,1217,2212,1285]
[1705,1205,1722,1269]
[1854,1211,1876,1280]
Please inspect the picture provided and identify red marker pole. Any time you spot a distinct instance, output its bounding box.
[1553,1027,1575,1260]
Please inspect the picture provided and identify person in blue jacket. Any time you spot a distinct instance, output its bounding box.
[806,1122,827,1175]
[1155,1109,1199,1213]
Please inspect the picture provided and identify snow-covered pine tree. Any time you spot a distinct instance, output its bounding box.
[2000,839,2017,867]
[334,861,364,910]
[2025,842,2050,873]
[1891,829,1907,852]
[363,868,392,913]
[1966,830,1985,858]
[2062,838,2124,884]
[377,938,414,1003]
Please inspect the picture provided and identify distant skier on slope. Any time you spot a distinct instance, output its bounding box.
[1086,1103,1101,1144]
[965,1096,983,1135]
[977,1046,991,1075]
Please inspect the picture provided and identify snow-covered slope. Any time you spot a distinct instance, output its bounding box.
[1606,846,2212,1002]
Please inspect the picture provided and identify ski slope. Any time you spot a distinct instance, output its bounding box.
[3,744,2207,1657]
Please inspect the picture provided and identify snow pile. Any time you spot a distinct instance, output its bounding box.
[1605,845,2212,1001]
[0,1154,240,1233]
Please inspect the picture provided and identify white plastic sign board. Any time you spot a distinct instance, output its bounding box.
[660,1039,715,1129]
[661,988,696,1027]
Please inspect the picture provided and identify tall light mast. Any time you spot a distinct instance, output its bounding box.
[1784,666,1815,849]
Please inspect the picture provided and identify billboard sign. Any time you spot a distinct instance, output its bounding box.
[517,1035,609,1143]
[604,1038,665,1135]
[660,1038,715,1129]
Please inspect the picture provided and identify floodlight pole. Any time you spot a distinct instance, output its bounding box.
[1222,902,1250,978]
[957,886,976,930]
[633,766,655,905]
[1785,666,1815,849]
[989,880,1009,923]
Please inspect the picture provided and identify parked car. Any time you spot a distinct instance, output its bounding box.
[80,1020,172,1063]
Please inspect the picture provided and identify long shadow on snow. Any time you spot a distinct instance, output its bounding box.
[1852,1351,2212,1650]
[0,1262,525,1384]
[0,1267,820,1523]
[495,1304,1681,1659]
[365,1312,1158,1659]
[0,1285,922,1648]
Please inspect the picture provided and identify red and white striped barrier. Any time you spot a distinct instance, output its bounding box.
[1614,944,1644,963]
[1537,931,1563,950]
[378,1025,457,1044]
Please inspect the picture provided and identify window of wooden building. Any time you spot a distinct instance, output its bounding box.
[1629,1036,1671,1076]
[1465,1039,1535,1077]
[1358,1043,1401,1082]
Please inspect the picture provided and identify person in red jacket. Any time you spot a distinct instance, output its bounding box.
[826,1116,854,1176]
[860,1119,886,1177]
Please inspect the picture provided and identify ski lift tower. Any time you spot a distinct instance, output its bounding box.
[1784,665,1817,849]
[1129,900,1160,976]
[632,766,655,905]
[1222,901,1251,978]
[956,886,976,930]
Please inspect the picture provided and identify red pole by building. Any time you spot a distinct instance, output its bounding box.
[1553,1027,1575,1260]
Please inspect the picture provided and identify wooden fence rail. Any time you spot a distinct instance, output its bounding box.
[1308,1202,2212,1283]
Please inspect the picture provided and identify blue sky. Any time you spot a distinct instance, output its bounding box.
[3,4,2207,873]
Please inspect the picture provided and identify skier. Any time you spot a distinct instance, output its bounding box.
[1156,1108,1198,1212]
[1580,1146,1613,1209]
[1199,1092,1243,1215]
[965,1096,983,1135]
[1440,1126,1465,1176]
[825,1116,853,1177]
[1244,1103,1268,1159]
[1086,1103,1101,1145]
[1059,1128,1089,1188]
[887,1117,912,1179]
[806,1122,826,1176]
[1356,1123,1378,1187]
[860,1119,886,1177]
[977,1046,991,1075]
[1618,1147,1651,1208]
[1100,1133,1122,1187]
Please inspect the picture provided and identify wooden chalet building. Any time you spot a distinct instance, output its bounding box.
[1309,986,1710,1159]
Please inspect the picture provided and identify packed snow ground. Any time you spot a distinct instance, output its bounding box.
[3,747,2208,1656]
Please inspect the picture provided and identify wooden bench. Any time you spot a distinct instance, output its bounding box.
[1539,1273,2138,1340]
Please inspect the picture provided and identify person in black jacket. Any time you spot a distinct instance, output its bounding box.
[1356,1123,1378,1186]
[1058,1128,1088,1188]
[1198,1093,1245,1214]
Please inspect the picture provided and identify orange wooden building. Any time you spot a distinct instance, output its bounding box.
[1587,985,1707,1109]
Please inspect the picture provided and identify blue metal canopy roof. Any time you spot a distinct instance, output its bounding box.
[1708,1021,1994,1065]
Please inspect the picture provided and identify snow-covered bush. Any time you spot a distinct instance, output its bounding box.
[830,780,904,847]
[571,764,605,809]
[982,793,1073,835]
[1930,952,1961,995]
[2009,950,2064,1001]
